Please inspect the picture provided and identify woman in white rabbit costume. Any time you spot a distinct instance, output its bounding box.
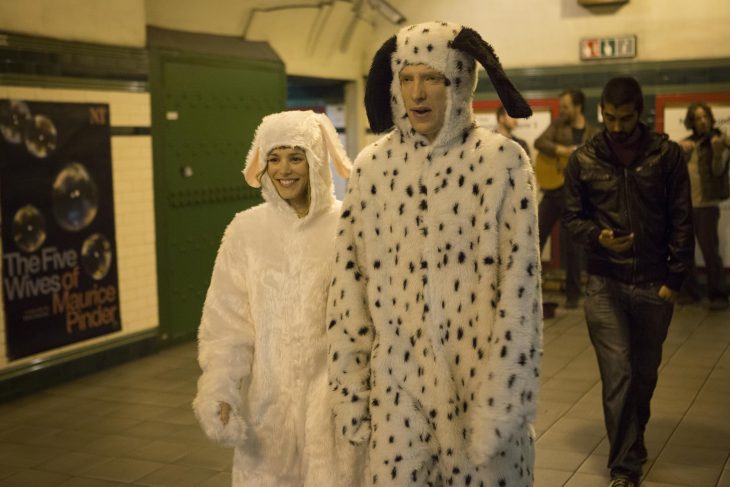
[193,110,361,486]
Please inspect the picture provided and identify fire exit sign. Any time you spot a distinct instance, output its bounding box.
[580,35,636,60]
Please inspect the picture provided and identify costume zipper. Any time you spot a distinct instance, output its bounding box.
[623,167,636,282]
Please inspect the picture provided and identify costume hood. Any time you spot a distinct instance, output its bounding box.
[365,21,532,148]
[243,110,352,220]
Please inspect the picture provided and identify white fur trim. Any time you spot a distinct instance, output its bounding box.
[241,110,351,223]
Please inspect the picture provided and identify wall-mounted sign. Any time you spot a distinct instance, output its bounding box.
[580,35,636,61]
[0,100,122,360]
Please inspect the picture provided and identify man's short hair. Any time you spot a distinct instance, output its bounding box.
[600,77,644,115]
[683,102,716,131]
[559,89,586,114]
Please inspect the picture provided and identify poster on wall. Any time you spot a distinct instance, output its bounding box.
[0,100,121,361]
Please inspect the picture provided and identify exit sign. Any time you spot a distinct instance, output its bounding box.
[580,35,636,60]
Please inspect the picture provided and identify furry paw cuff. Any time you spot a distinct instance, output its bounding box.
[333,397,371,445]
[466,405,521,465]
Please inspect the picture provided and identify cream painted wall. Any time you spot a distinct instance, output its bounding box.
[245,2,372,80]
[1,1,727,72]
[0,0,146,47]
[0,86,158,369]
[366,0,730,69]
[146,0,374,81]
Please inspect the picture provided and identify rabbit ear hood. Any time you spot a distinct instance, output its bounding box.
[243,110,352,218]
[365,21,531,147]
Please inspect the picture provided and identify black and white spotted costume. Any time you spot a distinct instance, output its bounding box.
[327,22,543,486]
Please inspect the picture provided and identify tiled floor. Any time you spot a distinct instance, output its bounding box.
[0,299,728,486]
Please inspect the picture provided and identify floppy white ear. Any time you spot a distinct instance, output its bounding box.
[243,143,262,188]
[317,113,352,179]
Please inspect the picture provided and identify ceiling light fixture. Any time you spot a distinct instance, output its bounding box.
[367,0,406,25]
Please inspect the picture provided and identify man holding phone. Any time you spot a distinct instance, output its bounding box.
[562,77,693,487]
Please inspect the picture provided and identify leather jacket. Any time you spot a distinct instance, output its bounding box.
[562,124,694,290]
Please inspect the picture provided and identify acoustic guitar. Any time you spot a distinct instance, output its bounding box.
[534,152,569,190]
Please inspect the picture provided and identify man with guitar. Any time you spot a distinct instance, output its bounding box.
[534,89,599,308]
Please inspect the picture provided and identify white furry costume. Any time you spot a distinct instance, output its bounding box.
[193,110,361,486]
[327,22,542,486]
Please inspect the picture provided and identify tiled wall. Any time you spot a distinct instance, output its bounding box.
[0,86,158,369]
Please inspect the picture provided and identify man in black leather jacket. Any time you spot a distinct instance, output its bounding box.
[562,77,693,487]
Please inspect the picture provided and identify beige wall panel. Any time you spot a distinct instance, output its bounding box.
[0,0,146,47]
[147,0,373,80]
[366,0,730,69]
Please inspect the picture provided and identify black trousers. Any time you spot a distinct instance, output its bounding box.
[684,206,728,300]
[539,188,582,300]
[585,275,674,481]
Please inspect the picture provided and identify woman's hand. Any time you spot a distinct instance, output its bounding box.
[219,401,231,426]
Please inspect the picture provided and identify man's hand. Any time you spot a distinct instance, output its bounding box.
[598,229,634,253]
[219,401,231,426]
[555,144,577,158]
[711,134,725,154]
[679,139,696,152]
[658,285,677,303]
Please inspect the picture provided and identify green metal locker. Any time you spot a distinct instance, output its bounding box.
[148,27,285,343]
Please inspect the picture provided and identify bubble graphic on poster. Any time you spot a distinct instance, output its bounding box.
[81,233,112,280]
[12,205,47,253]
[52,162,99,231]
[0,100,31,144]
[25,114,58,158]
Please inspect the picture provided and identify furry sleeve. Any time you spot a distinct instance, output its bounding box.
[326,165,374,445]
[468,151,543,464]
[193,220,254,447]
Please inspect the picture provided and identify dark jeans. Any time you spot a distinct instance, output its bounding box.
[683,206,728,300]
[584,275,674,481]
[539,188,582,300]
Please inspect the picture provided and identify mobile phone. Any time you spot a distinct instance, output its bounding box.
[612,228,631,238]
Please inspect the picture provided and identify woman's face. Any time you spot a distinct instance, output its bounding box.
[266,146,310,214]
[692,107,711,135]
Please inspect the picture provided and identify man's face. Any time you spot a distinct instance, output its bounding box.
[559,94,579,123]
[602,102,640,142]
[692,107,712,135]
[399,64,448,142]
[499,113,518,131]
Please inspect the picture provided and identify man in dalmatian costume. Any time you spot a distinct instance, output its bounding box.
[327,21,543,486]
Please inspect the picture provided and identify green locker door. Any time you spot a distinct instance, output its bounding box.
[149,37,285,343]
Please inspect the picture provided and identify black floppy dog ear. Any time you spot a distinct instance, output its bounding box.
[365,35,397,133]
[451,28,532,119]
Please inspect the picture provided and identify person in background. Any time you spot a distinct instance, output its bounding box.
[563,77,694,487]
[677,102,730,310]
[535,89,600,308]
[193,110,362,486]
[495,104,530,156]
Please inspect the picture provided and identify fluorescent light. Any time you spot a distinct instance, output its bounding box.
[367,0,406,24]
